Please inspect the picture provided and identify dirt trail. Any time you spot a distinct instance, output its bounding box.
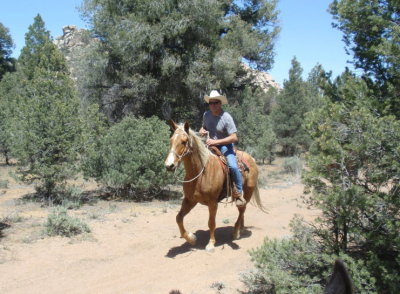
[0,165,317,294]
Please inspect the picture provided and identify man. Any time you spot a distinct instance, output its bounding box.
[199,90,246,207]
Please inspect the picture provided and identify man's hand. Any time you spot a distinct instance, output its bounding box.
[206,139,218,146]
[199,127,208,137]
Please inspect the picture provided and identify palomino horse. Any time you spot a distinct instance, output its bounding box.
[165,121,264,251]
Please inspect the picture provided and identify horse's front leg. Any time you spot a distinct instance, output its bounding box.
[176,198,197,245]
[206,202,218,252]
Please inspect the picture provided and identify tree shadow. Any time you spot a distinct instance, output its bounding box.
[0,221,11,239]
[165,226,253,258]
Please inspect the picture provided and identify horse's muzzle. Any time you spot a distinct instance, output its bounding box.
[165,163,176,172]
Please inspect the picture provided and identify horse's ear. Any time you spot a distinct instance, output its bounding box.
[184,121,190,134]
[168,120,178,131]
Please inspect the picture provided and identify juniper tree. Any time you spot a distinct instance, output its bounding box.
[330,0,400,117]
[10,15,83,199]
[0,23,15,81]
[79,0,280,122]
[271,57,311,156]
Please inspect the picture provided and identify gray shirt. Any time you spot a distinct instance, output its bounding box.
[202,110,237,140]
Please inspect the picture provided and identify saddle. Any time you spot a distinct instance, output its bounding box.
[209,146,250,202]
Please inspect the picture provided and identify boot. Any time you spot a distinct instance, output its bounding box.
[233,189,246,207]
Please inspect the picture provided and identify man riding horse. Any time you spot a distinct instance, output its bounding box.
[199,90,246,207]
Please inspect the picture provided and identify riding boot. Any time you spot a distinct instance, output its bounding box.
[232,189,246,207]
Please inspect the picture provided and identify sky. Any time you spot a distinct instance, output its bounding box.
[1,0,354,86]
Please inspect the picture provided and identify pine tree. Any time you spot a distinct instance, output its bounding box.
[79,0,280,122]
[10,15,82,199]
[0,23,15,81]
[330,0,400,117]
[271,57,311,156]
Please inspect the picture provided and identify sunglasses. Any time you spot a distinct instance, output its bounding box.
[208,101,220,105]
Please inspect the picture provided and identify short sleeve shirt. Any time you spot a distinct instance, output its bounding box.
[202,110,237,140]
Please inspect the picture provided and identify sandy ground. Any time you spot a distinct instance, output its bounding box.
[0,161,318,294]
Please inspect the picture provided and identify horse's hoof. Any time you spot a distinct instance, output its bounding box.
[185,232,197,245]
[206,243,215,252]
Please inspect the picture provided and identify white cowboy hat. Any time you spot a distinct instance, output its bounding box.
[204,90,228,105]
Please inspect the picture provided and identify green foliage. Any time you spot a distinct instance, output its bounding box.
[79,0,280,122]
[4,16,83,200]
[271,57,313,156]
[83,116,173,199]
[329,0,400,117]
[0,23,15,80]
[304,99,400,292]
[243,216,377,293]
[18,15,68,80]
[45,207,90,237]
[226,87,277,163]
[282,156,303,175]
[0,72,20,164]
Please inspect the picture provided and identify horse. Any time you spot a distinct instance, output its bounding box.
[164,120,264,251]
[324,259,354,294]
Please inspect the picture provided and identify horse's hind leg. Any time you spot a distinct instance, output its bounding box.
[233,205,246,240]
[176,198,197,245]
[206,202,218,252]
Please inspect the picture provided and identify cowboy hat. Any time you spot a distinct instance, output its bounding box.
[204,90,228,105]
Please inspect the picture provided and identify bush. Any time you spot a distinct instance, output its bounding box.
[283,156,303,175]
[83,116,173,200]
[242,216,377,294]
[0,179,8,189]
[44,207,90,237]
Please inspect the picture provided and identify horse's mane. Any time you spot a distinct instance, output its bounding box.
[175,123,210,166]
[188,129,210,166]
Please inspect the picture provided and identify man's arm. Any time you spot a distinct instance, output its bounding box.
[206,133,238,146]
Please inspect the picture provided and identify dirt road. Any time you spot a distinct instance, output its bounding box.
[0,164,316,294]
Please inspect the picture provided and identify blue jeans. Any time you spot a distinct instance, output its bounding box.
[218,144,243,193]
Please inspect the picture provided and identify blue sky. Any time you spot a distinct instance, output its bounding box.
[1,0,354,86]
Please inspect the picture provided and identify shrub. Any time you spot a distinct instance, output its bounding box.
[44,207,90,237]
[283,156,303,175]
[83,116,173,200]
[0,179,8,189]
[242,216,376,294]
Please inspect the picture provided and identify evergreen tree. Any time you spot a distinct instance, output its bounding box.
[226,87,277,164]
[271,57,311,156]
[9,16,82,199]
[0,23,15,81]
[79,0,280,122]
[304,97,400,293]
[330,0,400,117]
[0,72,24,164]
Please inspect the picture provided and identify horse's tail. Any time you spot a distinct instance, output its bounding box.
[251,183,268,213]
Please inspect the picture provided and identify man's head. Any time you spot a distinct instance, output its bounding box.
[204,90,228,105]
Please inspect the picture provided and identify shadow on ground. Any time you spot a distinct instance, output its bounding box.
[165,226,252,258]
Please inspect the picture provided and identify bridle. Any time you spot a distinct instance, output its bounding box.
[170,130,207,183]
[170,130,193,161]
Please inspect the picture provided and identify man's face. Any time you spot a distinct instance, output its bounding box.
[208,99,221,109]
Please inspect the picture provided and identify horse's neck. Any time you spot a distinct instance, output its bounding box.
[183,152,203,177]
[182,141,207,177]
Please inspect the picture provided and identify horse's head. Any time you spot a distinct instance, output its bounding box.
[165,120,192,171]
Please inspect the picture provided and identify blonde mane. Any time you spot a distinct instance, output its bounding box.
[188,129,210,166]
[176,123,210,166]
